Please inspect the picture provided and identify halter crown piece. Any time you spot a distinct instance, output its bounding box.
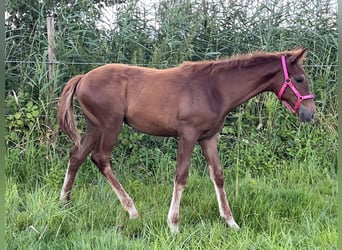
[277,55,314,114]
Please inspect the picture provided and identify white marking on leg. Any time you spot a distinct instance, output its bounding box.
[109,183,139,219]
[102,165,140,219]
[209,165,240,230]
[60,161,71,201]
[167,182,184,234]
[213,182,240,229]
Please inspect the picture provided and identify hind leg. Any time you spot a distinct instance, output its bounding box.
[60,125,98,202]
[91,126,139,219]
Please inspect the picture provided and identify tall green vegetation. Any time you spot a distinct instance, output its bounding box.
[5,0,337,145]
[5,0,337,249]
[5,0,337,170]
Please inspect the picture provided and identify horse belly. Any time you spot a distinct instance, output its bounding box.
[124,74,186,137]
[125,108,178,137]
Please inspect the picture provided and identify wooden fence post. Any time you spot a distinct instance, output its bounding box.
[47,16,56,93]
[46,16,57,141]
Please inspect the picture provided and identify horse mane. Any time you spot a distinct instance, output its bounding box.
[180,49,301,74]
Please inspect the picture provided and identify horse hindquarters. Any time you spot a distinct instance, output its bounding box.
[59,70,139,218]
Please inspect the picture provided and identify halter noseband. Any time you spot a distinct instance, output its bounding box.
[277,56,314,114]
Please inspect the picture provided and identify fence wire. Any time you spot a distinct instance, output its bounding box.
[5,60,337,68]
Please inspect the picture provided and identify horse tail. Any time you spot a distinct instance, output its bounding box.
[57,75,83,146]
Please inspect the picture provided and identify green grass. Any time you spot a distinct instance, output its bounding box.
[5,91,337,249]
[5,168,337,249]
[5,126,337,249]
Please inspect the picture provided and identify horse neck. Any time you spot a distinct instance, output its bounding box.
[216,60,281,114]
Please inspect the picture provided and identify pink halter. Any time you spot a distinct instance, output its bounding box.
[277,56,314,113]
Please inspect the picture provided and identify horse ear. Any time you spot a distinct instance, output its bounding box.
[289,48,308,65]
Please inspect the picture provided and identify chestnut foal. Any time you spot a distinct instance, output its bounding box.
[58,48,315,233]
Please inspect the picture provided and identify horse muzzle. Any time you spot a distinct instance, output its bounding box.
[298,104,316,123]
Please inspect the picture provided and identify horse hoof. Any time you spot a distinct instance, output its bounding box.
[129,213,139,219]
[168,222,179,234]
[128,209,140,219]
[227,218,240,230]
[59,196,71,203]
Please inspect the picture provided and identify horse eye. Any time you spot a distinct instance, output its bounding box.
[296,77,304,83]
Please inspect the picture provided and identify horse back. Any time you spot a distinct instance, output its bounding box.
[75,63,221,137]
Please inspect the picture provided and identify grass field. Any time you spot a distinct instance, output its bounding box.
[5,0,337,248]
[5,104,337,249]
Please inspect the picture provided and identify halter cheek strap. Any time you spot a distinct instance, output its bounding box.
[277,56,314,114]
